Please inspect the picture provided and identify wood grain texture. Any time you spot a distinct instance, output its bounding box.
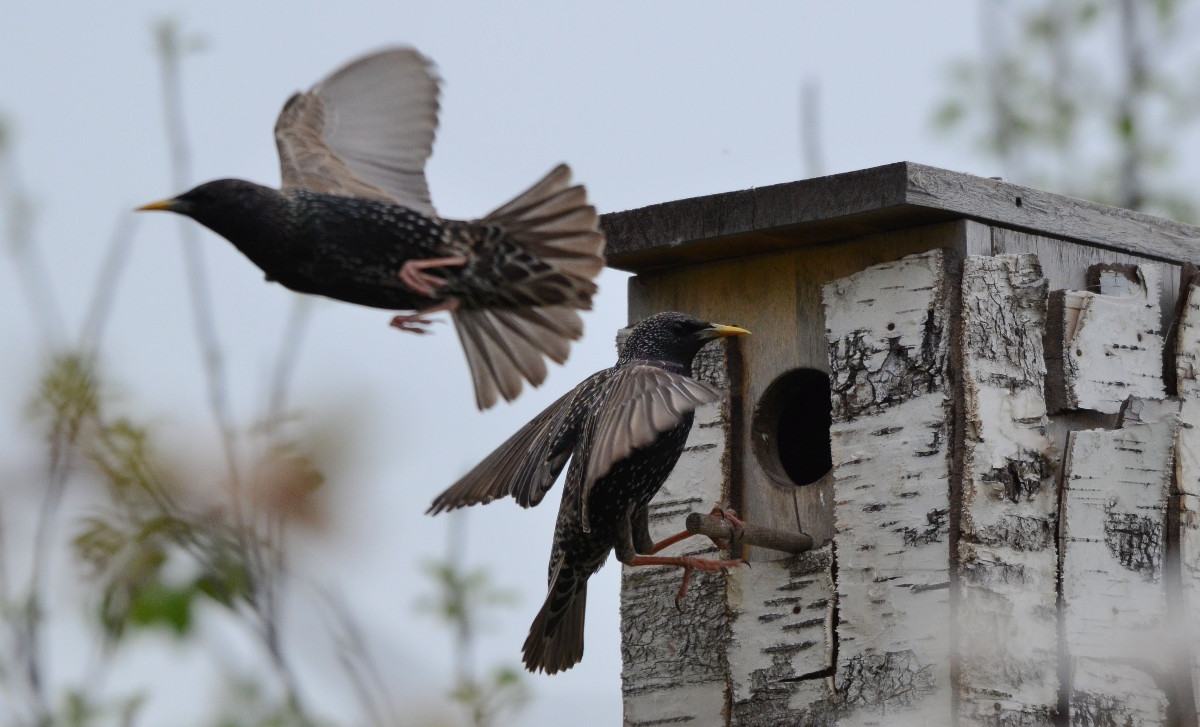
[1174,277,1200,726]
[955,254,1059,726]
[823,249,955,725]
[1061,407,1177,727]
[1177,276,1200,397]
[602,162,1200,273]
[620,342,734,727]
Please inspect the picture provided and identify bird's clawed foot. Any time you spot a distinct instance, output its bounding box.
[398,256,468,297]
[648,505,747,555]
[709,506,746,550]
[390,299,460,334]
[626,554,747,609]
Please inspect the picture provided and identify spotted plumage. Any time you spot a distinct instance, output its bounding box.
[429,312,750,673]
[137,47,605,409]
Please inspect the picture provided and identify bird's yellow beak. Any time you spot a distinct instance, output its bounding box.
[135,198,177,212]
[702,323,750,339]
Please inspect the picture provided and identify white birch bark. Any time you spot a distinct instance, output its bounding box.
[1051,265,1164,414]
[726,548,837,726]
[823,249,954,725]
[1061,407,1177,726]
[621,343,733,727]
[956,255,1059,726]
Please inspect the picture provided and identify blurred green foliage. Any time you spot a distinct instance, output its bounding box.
[1,18,529,727]
[934,0,1200,221]
[417,522,528,727]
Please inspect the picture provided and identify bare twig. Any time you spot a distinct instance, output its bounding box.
[448,512,474,688]
[318,589,402,727]
[79,213,140,355]
[0,126,66,349]
[152,19,242,497]
[152,19,312,722]
[1116,0,1148,210]
[266,296,314,433]
[799,78,824,179]
[0,121,75,727]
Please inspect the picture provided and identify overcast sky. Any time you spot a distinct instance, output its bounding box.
[0,2,994,724]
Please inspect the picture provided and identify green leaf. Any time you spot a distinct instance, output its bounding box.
[126,581,195,635]
[194,556,251,607]
[73,516,127,572]
[932,101,966,130]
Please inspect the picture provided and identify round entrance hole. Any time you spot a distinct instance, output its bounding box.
[752,368,832,488]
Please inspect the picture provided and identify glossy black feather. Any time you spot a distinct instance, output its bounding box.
[138,48,604,409]
[429,312,747,674]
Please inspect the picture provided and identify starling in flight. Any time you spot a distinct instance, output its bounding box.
[137,48,605,409]
[428,312,750,674]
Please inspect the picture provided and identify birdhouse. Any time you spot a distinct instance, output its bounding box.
[601,162,1200,726]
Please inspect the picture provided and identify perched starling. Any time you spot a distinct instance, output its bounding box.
[429,312,750,674]
[137,48,605,409]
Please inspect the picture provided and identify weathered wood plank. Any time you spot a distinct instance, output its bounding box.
[905,163,1200,267]
[823,249,955,725]
[602,161,1200,273]
[1061,407,1177,727]
[621,342,735,726]
[962,219,993,257]
[1047,265,1165,414]
[1178,275,1200,398]
[1174,277,1200,726]
[955,254,1058,726]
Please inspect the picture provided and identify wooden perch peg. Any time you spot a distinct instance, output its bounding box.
[685,511,813,555]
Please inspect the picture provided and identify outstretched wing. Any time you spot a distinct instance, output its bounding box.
[574,365,723,531]
[427,370,611,514]
[275,47,440,216]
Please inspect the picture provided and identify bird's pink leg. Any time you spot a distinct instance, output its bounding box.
[648,506,747,554]
[398,256,468,298]
[647,530,697,554]
[626,554,746,607]
[390,298,460,334]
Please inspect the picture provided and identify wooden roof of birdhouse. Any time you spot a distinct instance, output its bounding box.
[600,161,1200,273]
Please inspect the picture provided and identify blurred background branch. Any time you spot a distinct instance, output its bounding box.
[417,513,528,727]
[0,17,528,727]
[934,0,1200,221]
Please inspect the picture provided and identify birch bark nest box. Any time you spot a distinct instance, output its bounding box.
[600,162,1200,727]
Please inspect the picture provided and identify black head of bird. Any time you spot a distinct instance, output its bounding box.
[619,311,750,368]
[138,179,285,242]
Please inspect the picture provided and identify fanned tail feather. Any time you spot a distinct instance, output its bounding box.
[453,305,583,410]
[481,163,606,301]
[455,164,605,410]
